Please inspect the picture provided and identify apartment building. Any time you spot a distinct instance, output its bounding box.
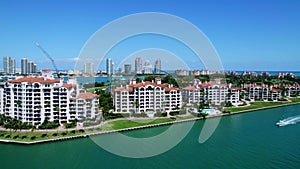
[77,92,100,120]
[0,70,100,126]
[242,84,282,101]
[113,78,181,113]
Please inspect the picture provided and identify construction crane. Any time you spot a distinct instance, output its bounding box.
[35,42,60,78]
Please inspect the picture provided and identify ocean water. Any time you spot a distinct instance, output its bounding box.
[1,104,300,169]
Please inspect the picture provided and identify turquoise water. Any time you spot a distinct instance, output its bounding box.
[201,109,214,113]
[1,105,300,169]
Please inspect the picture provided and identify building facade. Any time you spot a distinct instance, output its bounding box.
[113,78,181,113]
[3,56,16,74]
[124,64,132,74]
[0,70,100,126]
[154,58,161,74]
[135,57,142,74]
[84,61,95,76]
[77,92,100,120]
[144,60,152,74]
[106,58,114,76]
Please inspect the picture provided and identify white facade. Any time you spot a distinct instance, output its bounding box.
[182,86,203,104]
[227,88,241,105]
[135,57,142,74]
[113,78,181,113]
[84,61,95,76]
[0,71,100,126]
[144,60,152,74]
[284,85,300,97]
[182,79,240,106]
[77,92,100,120]
[2,77,74,125]
[242,84,282,101]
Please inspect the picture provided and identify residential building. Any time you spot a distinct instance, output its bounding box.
[106,58,114,76]
[84,61,94,76]
[183,79,240,106]
[144,60,152,74]
[175,70,189,76]
[284,85,300,97]
[154,58,161,74]
[0,70,99,126]
[3,56,16,74]
[242,84,282,101]
[227,87,241,105]
[135,57,142,74]
[77,92,99,120]
[124,64,132,74]
[21,58,28,75]
[113,78,181,113]
[182,86,203,104]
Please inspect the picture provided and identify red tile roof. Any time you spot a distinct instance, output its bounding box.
[62,84,73,88]
[183,86,203,91]
[78,92,98,99]
[165,87,179,91]
[129,81,166,88]
[229,87,242,90]
[8,77,60,83]
[271,88,282,92]
[114,87,134,92]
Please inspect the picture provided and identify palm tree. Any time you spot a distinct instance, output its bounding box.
[133,101,139,117]
[16,100,22,106]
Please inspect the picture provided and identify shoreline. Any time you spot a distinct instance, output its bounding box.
[1,102,300,145]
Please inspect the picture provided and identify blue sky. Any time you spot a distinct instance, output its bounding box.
[0,0,300,71]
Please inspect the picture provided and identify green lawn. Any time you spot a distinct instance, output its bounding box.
[0,128,100,143]
[225,100,300,113]
[106,118,176,130]
[0,118,176,142]
[86,86,108,93]
[290,97,300,103]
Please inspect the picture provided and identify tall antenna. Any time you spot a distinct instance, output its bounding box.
[35,42,60,78]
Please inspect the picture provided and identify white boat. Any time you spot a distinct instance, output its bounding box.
[276,120,295,126]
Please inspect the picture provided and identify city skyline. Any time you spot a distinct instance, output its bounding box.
[0,0,299,71]
[2,56,37,75]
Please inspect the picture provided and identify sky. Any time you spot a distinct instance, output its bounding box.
[0,0,300,71]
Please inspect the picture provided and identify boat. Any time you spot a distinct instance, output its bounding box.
[276,120,296,127]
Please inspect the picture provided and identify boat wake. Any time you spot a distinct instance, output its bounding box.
[276,115,300,127]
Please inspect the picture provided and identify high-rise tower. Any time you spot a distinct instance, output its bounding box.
[135,57,142,74]
[154,58,161,74]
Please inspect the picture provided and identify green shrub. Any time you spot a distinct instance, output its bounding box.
[133,112,148,118]
[154,112,167,117]
[170,111,180,116]
[41,133,48,137]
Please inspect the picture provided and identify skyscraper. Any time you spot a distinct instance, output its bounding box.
[27,61,34,74]
[135,57,142,74]
[3,56,16,74]
[33,64,37,73]
[84,61,94,76]
[106,58,114,76]
[144,60,152,74]
[10,58,16,74]
[124,64,132,74]
[21,58,28,75]
[154,58,161,74]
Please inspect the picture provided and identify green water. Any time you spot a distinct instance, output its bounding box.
[1,104,300,169]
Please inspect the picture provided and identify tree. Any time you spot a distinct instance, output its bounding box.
[198,112,208,119]
[16,100,22,106]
